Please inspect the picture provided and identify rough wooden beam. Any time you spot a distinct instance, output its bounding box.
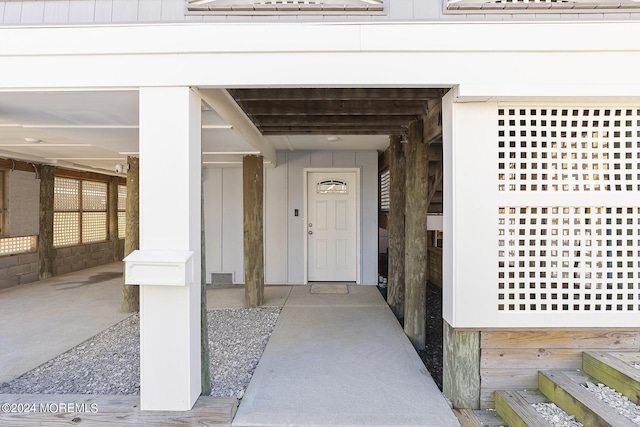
[243,155,264,308]
[387,135,406,320]
[200,178,211,396]
[260,125,407,135]
[404,120,428,349]
[230,88,443,101]
[443,320,480,409]
[424,99,443,144]
[261,128,405,136]
[241,100,427,116]
[254,114,419,127]
[121,156,139,313]
[0,158,40,174]
[38,165,54,280]
[55,167,125,184]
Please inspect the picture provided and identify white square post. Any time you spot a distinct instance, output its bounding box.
[124,87,202,411]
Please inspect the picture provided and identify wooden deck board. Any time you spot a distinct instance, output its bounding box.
[538,370,636,427]
[583,351,640,404]
[0,394,237,426]
[494,390,549,427]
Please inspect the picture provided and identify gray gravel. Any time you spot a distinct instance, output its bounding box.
[0,307,280,399]
[582,381,640,425]
[532,402,583,427]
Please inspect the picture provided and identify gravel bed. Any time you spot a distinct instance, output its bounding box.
[532,402,583,427]
[582,381,640,425]
[0,307,280,399]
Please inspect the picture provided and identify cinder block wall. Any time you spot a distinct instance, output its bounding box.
[0,240,125,291]
[0,252,39,291]
[53,240,123,277]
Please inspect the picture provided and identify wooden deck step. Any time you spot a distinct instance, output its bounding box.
[538,369,637,427]
[582,351,640,404]
[0,394,237,426]
[494,389,550,427]
[454,408,506,427]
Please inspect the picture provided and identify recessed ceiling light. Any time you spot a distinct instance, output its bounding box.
[24,137,41,143]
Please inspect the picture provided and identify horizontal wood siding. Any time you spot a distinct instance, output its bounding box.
[480,329,640,409]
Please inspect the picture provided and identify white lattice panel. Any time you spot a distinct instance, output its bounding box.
[82,212,107,243]
[53,212,79,247]
[82,181,107,211]
[496,106,640,317]
[54,177,79,211]
[118,185,127,211]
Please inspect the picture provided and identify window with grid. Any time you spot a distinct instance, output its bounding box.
[118,185,126,239]
[54,177,107,247]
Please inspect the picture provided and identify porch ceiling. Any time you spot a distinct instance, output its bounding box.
[0,87,445,184]
[229,88,444,136]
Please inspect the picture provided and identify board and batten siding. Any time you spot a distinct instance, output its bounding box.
[203,150,378,285]
[2,1,639,25]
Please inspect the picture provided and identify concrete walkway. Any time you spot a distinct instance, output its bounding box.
[1,264,460,426]
[232,285,461,427]
[0,262,130,384]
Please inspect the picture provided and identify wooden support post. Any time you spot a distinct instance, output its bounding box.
[243,155,264,308]
[387,135,406,320]
[108,176,120,262]
[404,120,429,350]
[443,320,480,409]
[38,165,54,280]
[121,156,139,313]
[200,176,211,396]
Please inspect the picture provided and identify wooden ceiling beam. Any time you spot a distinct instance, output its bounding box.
[239,100,427,116]
[230,88,443,101]
[254,114,418,127]
[261,127,405,135]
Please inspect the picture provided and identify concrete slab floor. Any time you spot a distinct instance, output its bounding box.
[0,262,131,384]
[233,286,461,427]
[207,286,292,310]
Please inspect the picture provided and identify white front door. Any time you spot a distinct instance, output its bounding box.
[307,172,357,282]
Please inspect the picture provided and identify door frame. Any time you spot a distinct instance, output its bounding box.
[303,167,361,285]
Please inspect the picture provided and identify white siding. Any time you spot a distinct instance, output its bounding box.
[264,151,288,283]
[68,1,95,23]
[285,151,310,283]
[139,0,162,22]
[203,168,223,280]
[94,0,113,22]
[112,0,138,21]
[221,168,244,283]
[203,150,379,285]
[20,1,44,24]
[44,1,70,22]
[3,0,639,25]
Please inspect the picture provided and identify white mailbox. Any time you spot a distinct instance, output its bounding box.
[124,250,194,286]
